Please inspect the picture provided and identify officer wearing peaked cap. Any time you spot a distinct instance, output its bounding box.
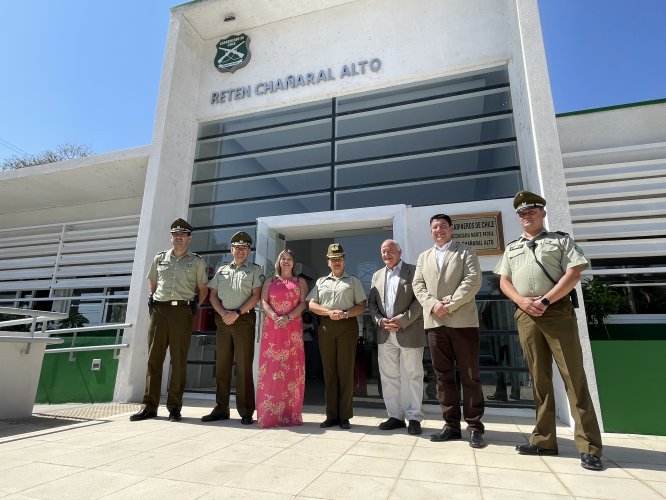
[307,243,367,430]
[202,230,264,425]
[494,191,603,471]
[130,218,208,422]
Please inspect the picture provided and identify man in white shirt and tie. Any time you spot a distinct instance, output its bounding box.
[368,240,426,435]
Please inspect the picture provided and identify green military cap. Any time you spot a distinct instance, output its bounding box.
[513,191,546,213]
[230,231,253,247]
[170,218,193,233]
[326,243,345,258]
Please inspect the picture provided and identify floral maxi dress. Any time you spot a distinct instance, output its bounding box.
[256,277,305,428]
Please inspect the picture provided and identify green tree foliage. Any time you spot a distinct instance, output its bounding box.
[1,143,92,171]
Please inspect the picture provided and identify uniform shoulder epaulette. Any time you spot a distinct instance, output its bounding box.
[506,238,519,246]
[191,251,203,259]
[157,250,167,257]
[555,231,569,237]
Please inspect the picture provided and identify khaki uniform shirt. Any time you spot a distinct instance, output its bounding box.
[494,230,589,296]
[208,260,264,310]
[307,272,367,310]
[147,249,208,302]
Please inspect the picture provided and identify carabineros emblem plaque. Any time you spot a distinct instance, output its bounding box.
[214,34,251,73]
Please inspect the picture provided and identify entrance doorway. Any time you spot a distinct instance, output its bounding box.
[254,205,406,405]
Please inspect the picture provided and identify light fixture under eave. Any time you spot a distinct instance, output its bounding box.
[223,14,235,22]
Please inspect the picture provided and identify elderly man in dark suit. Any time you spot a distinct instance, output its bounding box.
[413,214,485,448]
[369,239,426,435]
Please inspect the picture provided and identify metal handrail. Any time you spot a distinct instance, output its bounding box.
[43,322,133,361]
[0,306,68,353]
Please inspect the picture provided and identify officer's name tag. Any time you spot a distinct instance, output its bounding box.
[219,271,230,276]
[159,261,169,265]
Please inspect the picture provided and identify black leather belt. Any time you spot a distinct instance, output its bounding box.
[155,300,192,306]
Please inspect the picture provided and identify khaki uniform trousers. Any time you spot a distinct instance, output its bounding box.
[319,317,358,420]
[515,299,602,456]
[142,302,193,412]
[213,311,256,418]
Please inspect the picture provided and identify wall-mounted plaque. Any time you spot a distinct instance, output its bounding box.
[450,212,504,256]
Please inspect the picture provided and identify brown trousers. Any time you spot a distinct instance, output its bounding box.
[212,311,256,418]
[142,303,193,412]
[318,317,358,420]
[515,300,602,456]
[427,325,485,433]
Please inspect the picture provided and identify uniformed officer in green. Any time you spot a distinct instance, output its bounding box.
[307,243,367,429]
[494,191,603,471]
[130,218,208,422]
[202,231,264,425]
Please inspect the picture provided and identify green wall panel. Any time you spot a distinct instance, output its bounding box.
[591,336,666,436]
[35,334,120,404]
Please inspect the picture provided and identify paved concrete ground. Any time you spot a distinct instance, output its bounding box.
[1,400,665,499]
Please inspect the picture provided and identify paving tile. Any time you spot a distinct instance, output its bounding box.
[205,442,284,464]
[299,471,395,500]
[481,487,574,499]
[104,434,180,452]
[19,469,145,500]
[0,441,87,462]
[290,435,355,453]
[400,460,478,486]
[645,480,666,497]
[262,447,342,471]
[45,446,140,468]
[615,461,666,482]
[99,477,216,499]
[408,445,477,466]
[478,466,569,495]
[475,451,550,471]
[242,429,309,448]
[557,472,665,499]
[200,486,302,499]
[98,450,193,477]
[0,463,83,496]
[347,440,414,460]
[542,455,631,478]
[150,437,230,458]
[390,478,482,499]
[159,457,252,485]
[0,457,30,472]
[603,446,666,465]
[329,454,405,478]
[360,430,421,446]
[223,464,321,495]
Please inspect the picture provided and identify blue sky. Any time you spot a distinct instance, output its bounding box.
[0,0,664,162]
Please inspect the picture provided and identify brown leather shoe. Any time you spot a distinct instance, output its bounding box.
[429,427,462,442]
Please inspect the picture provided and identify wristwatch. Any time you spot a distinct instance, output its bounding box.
[540,297,550,306]
[234,308,242,315]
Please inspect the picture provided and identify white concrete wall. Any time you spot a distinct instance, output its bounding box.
[115,12,205,402]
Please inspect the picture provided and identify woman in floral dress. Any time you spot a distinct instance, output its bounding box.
[257,249,308,428]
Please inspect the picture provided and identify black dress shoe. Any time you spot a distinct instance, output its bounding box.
[339,419,351,429]
[129,408,157,421]
[408,420,422,435]
[241,416,254,425]
[201,412,230,422]
[515,443,558,456]
[469,430,486,448]
[429,427,462,442]
[581,453,603,471]
[379,417,406,430]
[487,392,508,402]
[320,418,340,428]
[168,409,182,422]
